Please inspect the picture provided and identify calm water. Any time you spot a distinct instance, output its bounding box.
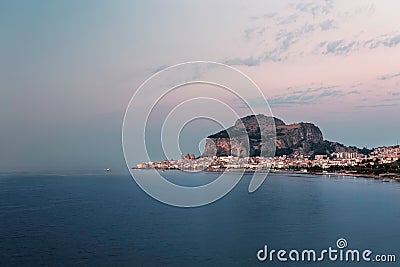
[0,171,399,266]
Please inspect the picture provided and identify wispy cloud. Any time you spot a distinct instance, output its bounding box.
[377,72,400,80]
[289,0,335,17]
[353,91,400,109]
[276,24,315,50]
[269,86,359,106]
[228,22,318,66]
[317,33,400,56]
[223,56,262,67]
[322,40,356,55]
[151,64,170,74]
[319,19,336,31]
[230,1,400,66]
[363,34,400,49]
[244,27,257,40]
[354,103,400,109]
[383,35,400,47]
[242,85,360,107]
[249,13,276,20]
[276,13,299,25]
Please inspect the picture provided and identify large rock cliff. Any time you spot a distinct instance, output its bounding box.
[203,115,278,157]
[202,114,354,157]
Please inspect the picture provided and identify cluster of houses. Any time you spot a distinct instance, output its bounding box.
[135,146,400,171]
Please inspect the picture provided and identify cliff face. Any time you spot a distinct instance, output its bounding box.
[275,122,323,155]
[203,114,279,157]
[202,114,340,157]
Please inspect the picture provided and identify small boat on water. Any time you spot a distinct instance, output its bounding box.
[382,178,391,183]
[104,168,111,172]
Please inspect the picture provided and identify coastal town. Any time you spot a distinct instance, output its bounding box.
[135,145,400,180]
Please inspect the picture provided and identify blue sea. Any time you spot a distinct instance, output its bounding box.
[1,171,399,266]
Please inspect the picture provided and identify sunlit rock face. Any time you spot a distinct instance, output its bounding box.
[202,114,327,157]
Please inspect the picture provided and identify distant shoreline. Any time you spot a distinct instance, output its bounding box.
[131,168,400,182]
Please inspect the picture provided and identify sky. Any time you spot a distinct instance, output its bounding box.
[1,0,399,171]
